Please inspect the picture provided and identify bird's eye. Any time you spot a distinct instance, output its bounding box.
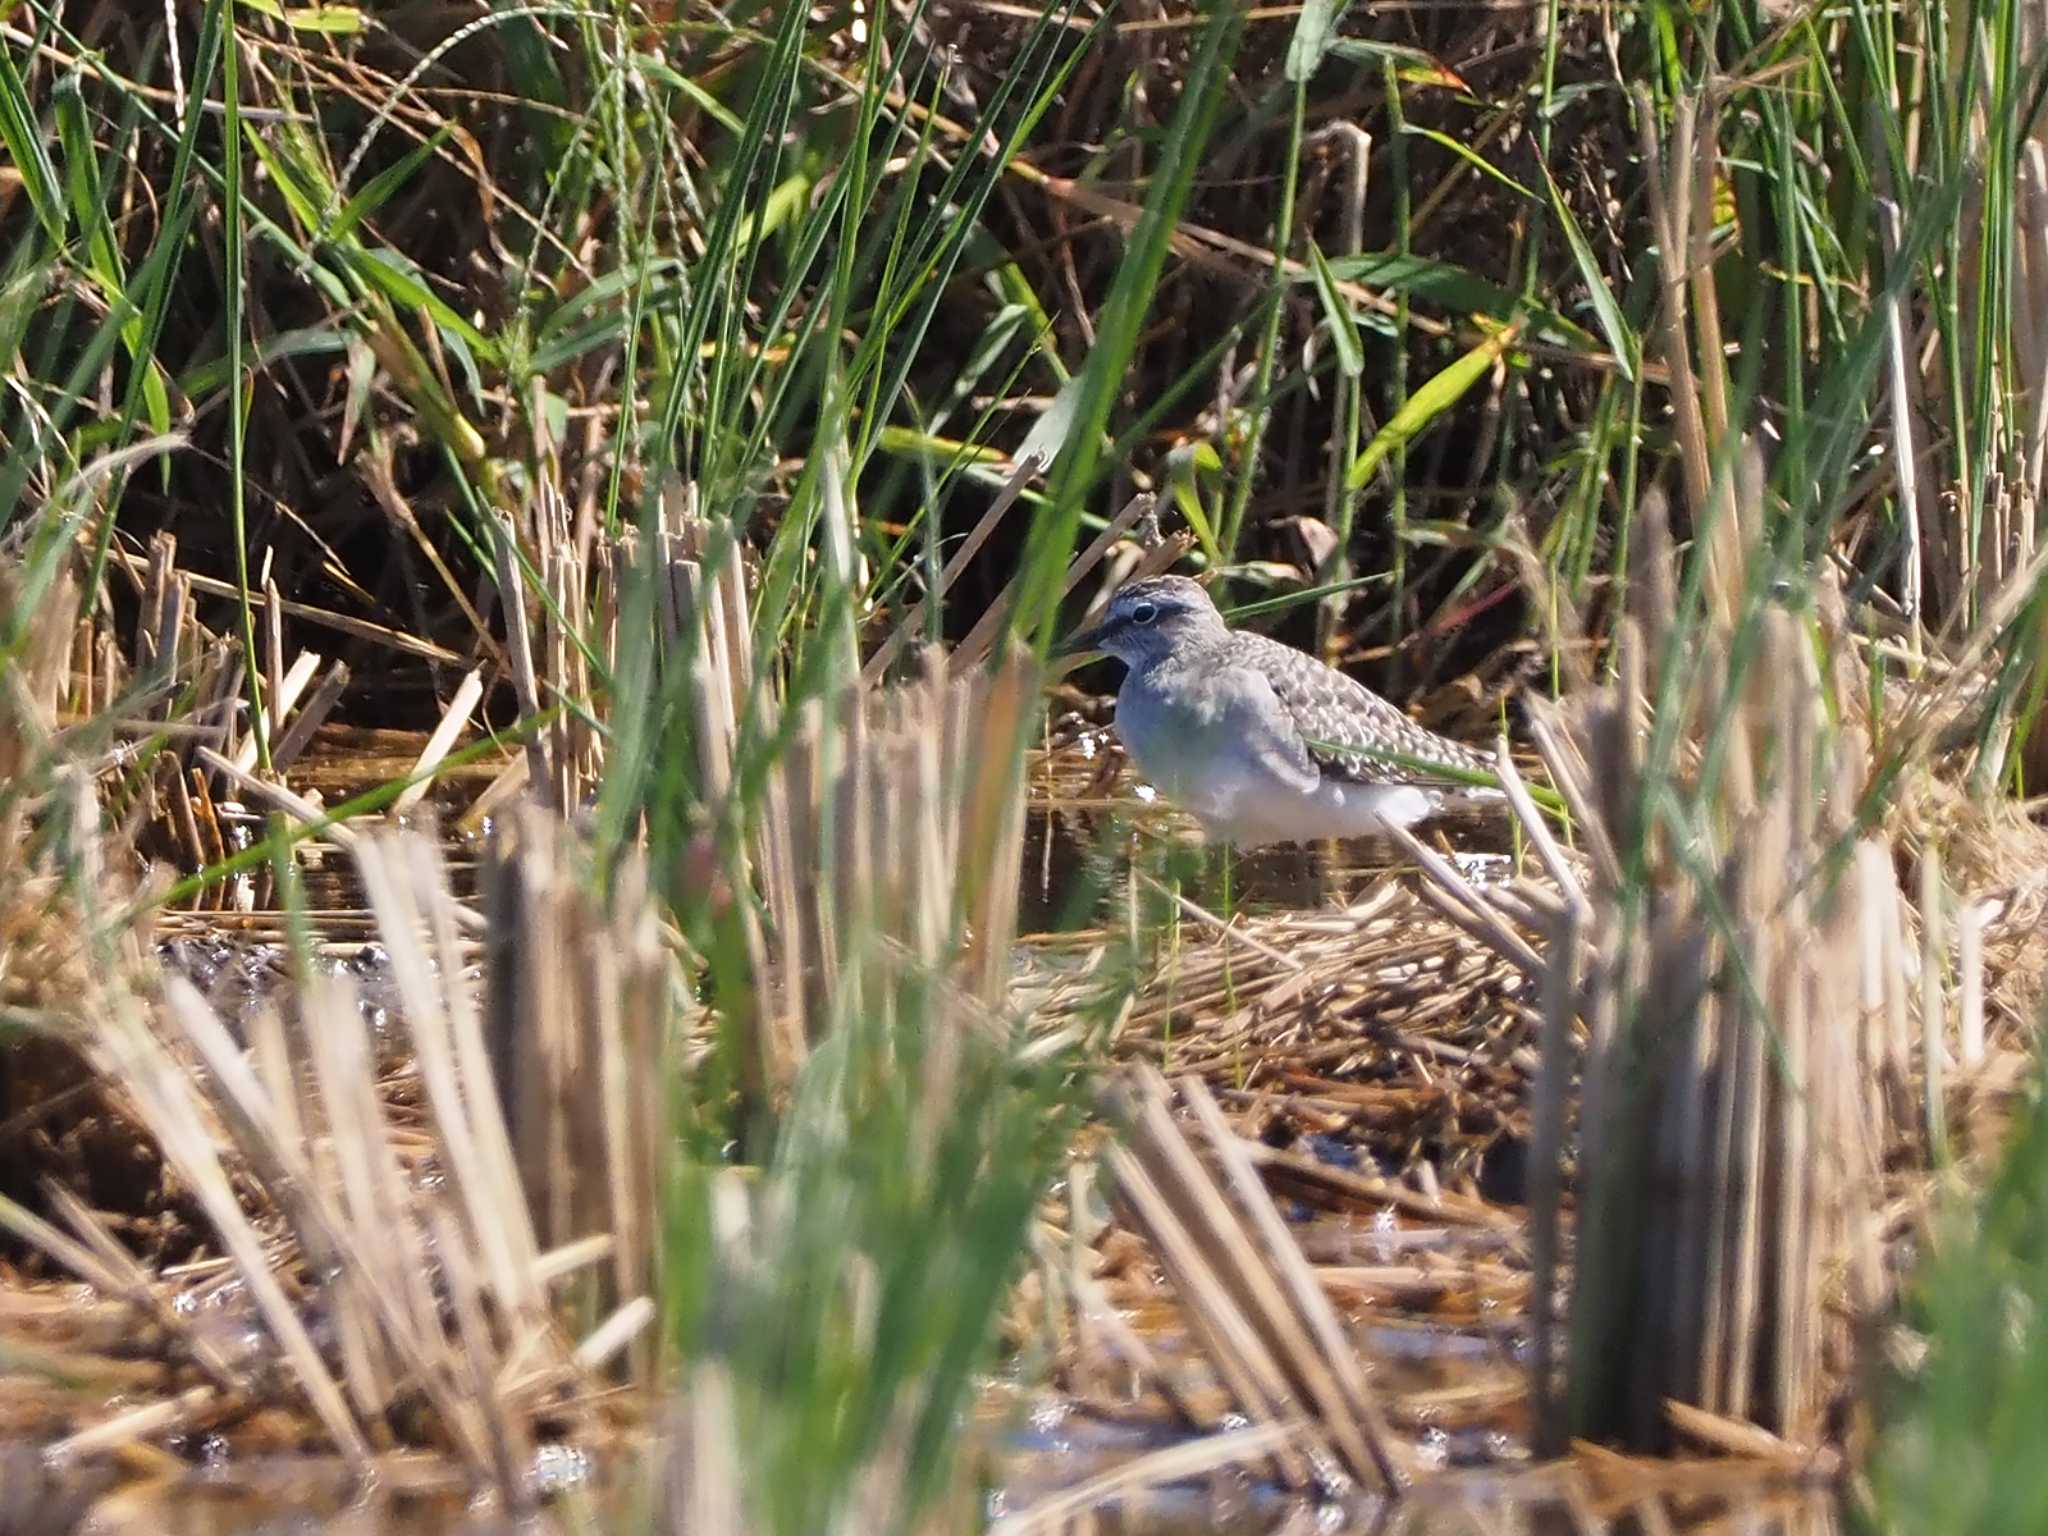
[1130,602,1159,625]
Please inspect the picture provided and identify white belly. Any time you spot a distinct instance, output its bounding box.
[1211,778,1437,845]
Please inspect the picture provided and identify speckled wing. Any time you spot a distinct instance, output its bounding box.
[1233,633,1491,787]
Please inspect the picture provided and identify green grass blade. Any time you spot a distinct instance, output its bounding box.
[0,38,64,245]
[1345,320,1521,491]
[1538,157,1636,380]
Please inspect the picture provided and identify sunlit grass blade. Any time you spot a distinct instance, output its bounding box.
[1344,320,1522,491]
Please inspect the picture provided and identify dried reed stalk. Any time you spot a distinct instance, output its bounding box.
[482,806,672,1351]
[632,630,1048,1521]
[392,663,484,813]
[1104,1066,1407,1499]
[663,483,1042,1100]
[1408,454,1945,1454]
[951,491,1158,675]
[0,562,77,784]
[4,810,620,1495]
[862,451,1045,686]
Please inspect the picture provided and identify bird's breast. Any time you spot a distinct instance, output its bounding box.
[1113,665,1309,826]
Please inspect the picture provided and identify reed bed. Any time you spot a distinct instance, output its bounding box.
[6,488,2046,1529]
[1396,452,2047,1465]
[1,587,1084,1527]
[2,821,626,1494]
[5,0,2048,1528]
[5,521,2046,1533]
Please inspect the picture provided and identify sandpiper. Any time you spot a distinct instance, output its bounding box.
[1057,575,1496,846]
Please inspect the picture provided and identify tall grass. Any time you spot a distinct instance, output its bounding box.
[1,0,1233,1524]
[1495,0,2048,1456]
[1867,1048,2048,1534]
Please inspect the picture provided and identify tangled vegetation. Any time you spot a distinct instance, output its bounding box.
[3,0,2047,1529]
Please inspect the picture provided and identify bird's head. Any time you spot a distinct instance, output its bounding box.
[1055,575,1227,668]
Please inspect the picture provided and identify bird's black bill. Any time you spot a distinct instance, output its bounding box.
[1052,620,1112,659]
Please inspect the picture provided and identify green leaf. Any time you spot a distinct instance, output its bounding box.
[1307,250,1599,350]
[1345,322,1520,490]
[1221,571,1390,622]
[730,173,814,249]
[1306,238,1363,377]
[1285,0,1341,83]
[0,42,63,244]
[1164,441,1223,565]
[1312,251,1523,320]
[1326,37,1469,91]
[338,334,374,459]
[56,77,171,442]
[536,258,689,339]
[1400,125,1536,199]
[873,426,1017,473]
[235,0,366,33]
[241,126,327,237]
[1302,734,1567,811]
[432,319,485,409]
[1016,371,1085,470]
[363,324,488,465]
[630,52,747,136]
[56,77,113,283]
[1538,158,1636,380]
[339,246,498,363]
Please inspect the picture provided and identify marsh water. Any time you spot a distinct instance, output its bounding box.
[0,731,1835,1535]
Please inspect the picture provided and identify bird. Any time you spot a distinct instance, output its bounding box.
[1055,575,1497,846]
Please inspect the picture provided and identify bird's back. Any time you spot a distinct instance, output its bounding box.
[1223,632,1491,788]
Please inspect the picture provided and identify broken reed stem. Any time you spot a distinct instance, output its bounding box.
[1607,600,1882,1443]
[483,808,670,1345]
[493,512,553,808]
[1406,446,1940,1455]
[15,821,625,1476]
[862,450,1045,686]
[1107,1066,1407,1496]
[664,484,1043,1098]
[393,664,485,813]
[1636,83,1713,522]
[268,658,349,770]
[1526,899,1581,1458]
[952,491,1156,675]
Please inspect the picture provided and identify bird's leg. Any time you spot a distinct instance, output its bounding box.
[1216,845,1240,1019]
